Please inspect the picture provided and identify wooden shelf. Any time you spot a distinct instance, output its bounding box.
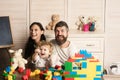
[103,75,120,80]
[45,30,105,38]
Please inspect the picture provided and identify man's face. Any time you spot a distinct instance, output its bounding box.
[55,26,68,45]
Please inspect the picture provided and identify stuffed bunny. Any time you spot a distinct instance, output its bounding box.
[9,49,27,70]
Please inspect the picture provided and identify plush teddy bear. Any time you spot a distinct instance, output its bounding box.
[75,16,85,30]
[9,49,27,70]
[46,14,60,30]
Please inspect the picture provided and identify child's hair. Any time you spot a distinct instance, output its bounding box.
[37,41,53,53]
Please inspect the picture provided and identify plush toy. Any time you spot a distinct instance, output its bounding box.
[75,16,85,30]
[9,49,28,70]
[76,16,97,31]
[46,14,60,30]
[87,16,97,31]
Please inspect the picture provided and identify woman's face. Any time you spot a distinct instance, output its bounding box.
[30,24,43,42]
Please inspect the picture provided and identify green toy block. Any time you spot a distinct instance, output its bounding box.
[64,62,72,71]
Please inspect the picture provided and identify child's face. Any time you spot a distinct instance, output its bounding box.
[38,45,51,59]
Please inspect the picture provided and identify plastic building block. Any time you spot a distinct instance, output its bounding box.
[22,75,28,80]
[18,67,24,73]
[52,76,62,80]
[25,69,31,77]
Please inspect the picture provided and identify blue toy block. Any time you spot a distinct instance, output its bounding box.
[94,77,101,80]
[80,50,92,58]
[96,74,102,76]
[73,66,81,70]
[70,71,77,75]
[6,66,11,73]
[96,65,102,71]
[82,62,87,68]
[75,59,81,62]
[75,59,86,62]
[73,67,78,70]
[52,76,62,80]
[79,74,87,78]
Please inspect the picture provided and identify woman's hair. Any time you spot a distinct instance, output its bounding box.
[24,22,46,59]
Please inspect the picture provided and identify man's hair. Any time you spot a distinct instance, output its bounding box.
[54,21,69,31]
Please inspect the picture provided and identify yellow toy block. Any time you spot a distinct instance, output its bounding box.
[54,71,60,76]
[34,69,40,75]
[45,71,52,80]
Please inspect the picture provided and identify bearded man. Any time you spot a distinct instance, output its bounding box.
[50,21,78,65]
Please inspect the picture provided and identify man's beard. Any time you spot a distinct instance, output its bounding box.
[55,35,67,45]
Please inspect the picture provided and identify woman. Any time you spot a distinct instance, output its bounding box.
[24,22,46,59]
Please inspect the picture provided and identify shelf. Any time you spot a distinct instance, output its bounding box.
[45,29,105,38]
[103,75,120,80]
[103,74,120,78]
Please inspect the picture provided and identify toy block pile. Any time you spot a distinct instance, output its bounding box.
[2,49,103,80]
[62,50,103,80]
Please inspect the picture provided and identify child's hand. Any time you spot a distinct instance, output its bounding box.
[32,48,40,62]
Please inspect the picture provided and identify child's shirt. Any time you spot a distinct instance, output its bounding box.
[32,53,61,68]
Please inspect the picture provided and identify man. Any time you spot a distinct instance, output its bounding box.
[50,21,78,65]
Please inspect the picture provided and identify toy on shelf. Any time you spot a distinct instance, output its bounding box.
[9,49,28,70]
[75,16,85,30]
[87,16,97,31]
[46,14,60,30]
[75,16,97,32]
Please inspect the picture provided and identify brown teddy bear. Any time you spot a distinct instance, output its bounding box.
[75,16,85,30]
[46,14,60,30]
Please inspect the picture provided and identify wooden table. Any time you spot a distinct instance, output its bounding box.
[103,75,120,80]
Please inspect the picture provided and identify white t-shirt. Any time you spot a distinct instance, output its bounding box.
[51,39,78,65]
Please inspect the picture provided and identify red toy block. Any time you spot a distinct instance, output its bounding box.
[18,67,24,73]
[25,69,31,77]
[64,78,74,80]
[52,78,57,80]
[22,75,28,80]
[75,53,84,57]
[55,65,61,70]
[89,59,99,62]
[67,58,75,62]
[63,71,69,74]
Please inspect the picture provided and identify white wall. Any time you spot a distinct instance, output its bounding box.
[30,0,105,32]
[0,0,29,49]
[104,0,120,72]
